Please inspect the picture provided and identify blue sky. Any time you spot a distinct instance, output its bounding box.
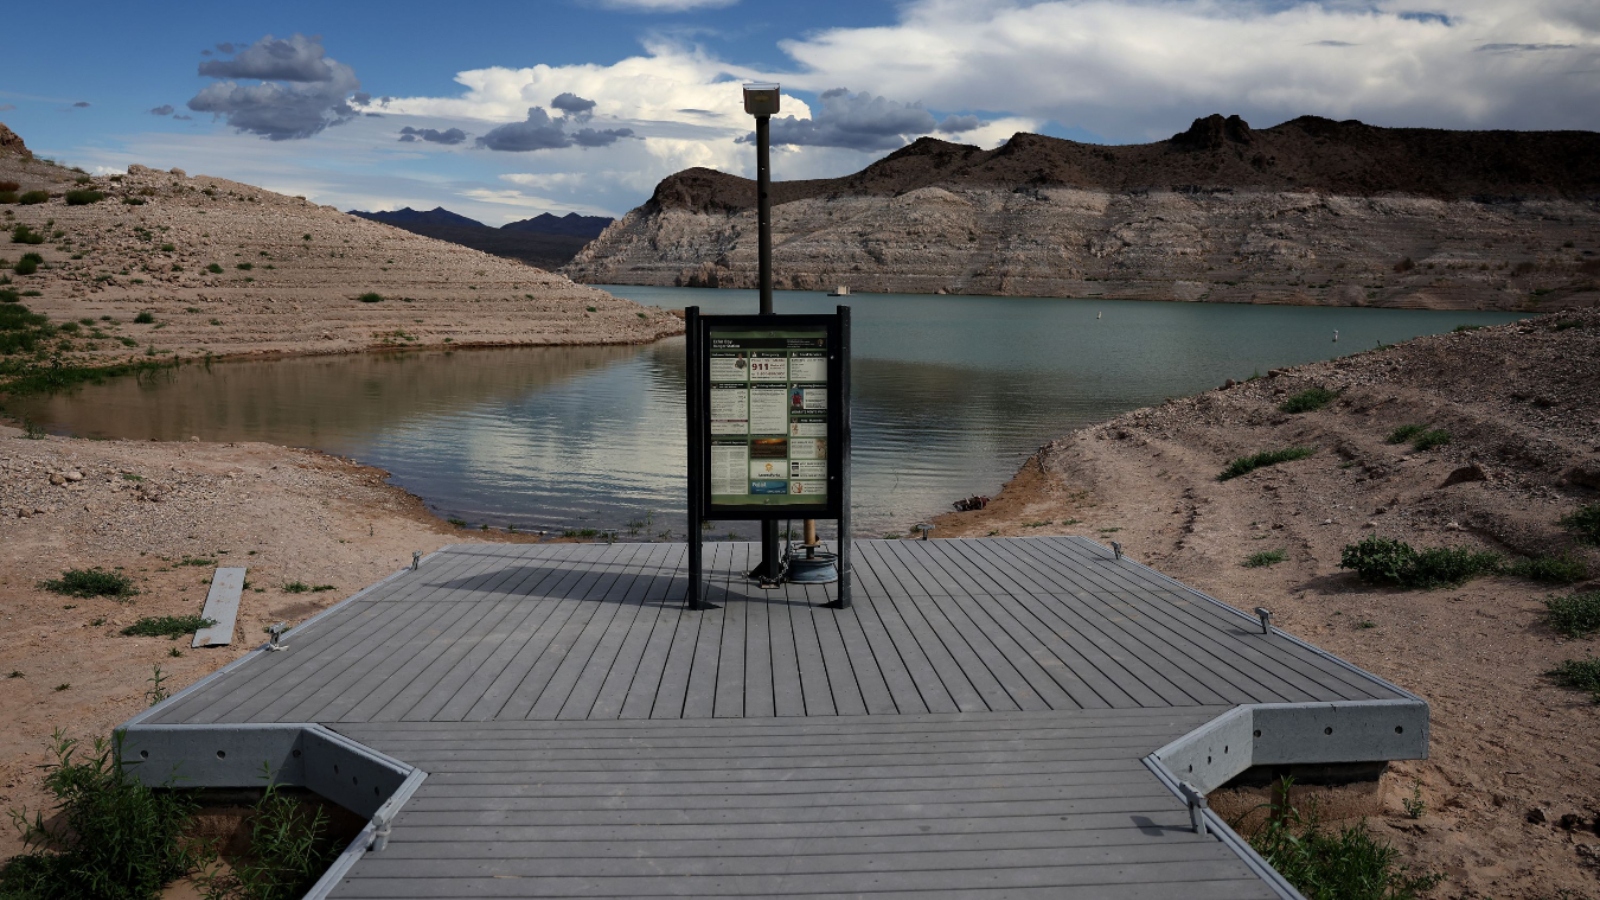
[4,0,1597,224]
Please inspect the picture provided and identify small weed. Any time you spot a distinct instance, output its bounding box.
[54,683,70,691]
[1279,387,1338,413]
[1452,323,1485,333]
[236,262,252,271]
[1339,535,1501,589]
[121,615,216,638]
[357,292,384,303]
[160,243,175,252]
[7,670,21,678]
[89,617,105,626]
[1219,446,1316,481]
[1547,657,1600,702]
[1244,549,1287,568]
[1357,619,1377,629]
[134,310,155,324]
[63,189,104,206]
[1402,782,1425,819]
[18,191,49,205]
[311,584,335,592]
[562,527,600,538]
[1546,591,1600,638]
[282,581,310,593]
[12,225,45,246]
[1410,429,1451,451]
[40,568,137,599]
[1559,503,1600,546]
[178,556,216,566]
[586,306,597,312]
[168,646,183,658]
[1245,778,1442,899]
[201,771,343,900]
[1022,520,1052,528]
[1386,424,1427,444]
[447,517,467,528]
[1507,553,1588,585]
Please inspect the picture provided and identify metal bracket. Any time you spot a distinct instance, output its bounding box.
[411,551,421,571]
[1111,541,1123,560]
[1178,781,1209,835]
[265,623,289,651]
[1255,607,1273,634]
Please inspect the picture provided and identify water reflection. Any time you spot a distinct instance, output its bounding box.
[4,289,1522,538]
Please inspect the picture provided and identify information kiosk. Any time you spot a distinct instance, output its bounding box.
[685,307,851,609]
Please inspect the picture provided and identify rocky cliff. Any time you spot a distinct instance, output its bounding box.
[564,115,1600,310]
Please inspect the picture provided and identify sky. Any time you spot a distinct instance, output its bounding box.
[3,0,1597,225]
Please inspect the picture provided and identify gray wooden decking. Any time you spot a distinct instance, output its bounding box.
[127,537,1425,898]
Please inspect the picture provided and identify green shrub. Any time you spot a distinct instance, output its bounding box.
[1410,428,1451,451]
[1545,591,1600,639]
[1409,546,1503,588]
[0,180,18,192]
[1560,503,1600,546]
[39,567,137,599]
[1279,388,1338,414]
[0,191,18,204]
[236,262,253,271]
[64,189,105,206]
[11,224,45,244]
[1547,657,1600,702]
[1218,446,1316,481]
[1341,536,1418,586]
[134,311,155,324]
[204,778,343,900]
[206,262,223,274]
[0,288,18,303]
[1246,780,1442,900]
[1244,549,1287,568]
[0,732,207,900]
[18,190,49,205]
[121,615,216,638]
[160,243,175,252]
[0,302,55,354]
[1507,553,1589,585]
[1386,424,1427,444]
[357,292,383,303]
[14,252,42,275]
[282,580,310,593]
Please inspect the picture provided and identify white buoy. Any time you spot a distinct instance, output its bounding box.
[1332,329,1339,342]
[1097,311,1103,320]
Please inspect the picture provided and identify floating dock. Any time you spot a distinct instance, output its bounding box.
[121,537,1427,899]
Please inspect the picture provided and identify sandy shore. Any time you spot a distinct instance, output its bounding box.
[937,308,1600,898]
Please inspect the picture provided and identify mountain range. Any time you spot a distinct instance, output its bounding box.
[349,207,613,269]
[563,114,1600,311]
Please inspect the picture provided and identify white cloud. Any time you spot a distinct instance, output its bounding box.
[776,0,1600,138]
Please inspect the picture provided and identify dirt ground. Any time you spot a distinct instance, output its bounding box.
[938,308,1600,898]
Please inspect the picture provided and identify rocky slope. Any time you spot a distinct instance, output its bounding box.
[565,115,1600,311]
[935,308,1600,898]
[0,125,679,385]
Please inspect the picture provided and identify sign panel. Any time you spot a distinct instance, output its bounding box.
[697,315,843,519]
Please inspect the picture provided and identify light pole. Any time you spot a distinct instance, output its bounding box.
[743,82,781,579]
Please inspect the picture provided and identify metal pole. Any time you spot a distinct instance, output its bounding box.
[828,305,852,610]
[755,112,781,580]
[685,307,712,610]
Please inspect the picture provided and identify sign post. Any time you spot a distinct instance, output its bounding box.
[685,307,851,609]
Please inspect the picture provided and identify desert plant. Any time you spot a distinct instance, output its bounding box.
[134,311,155,324]
[39,567,137,599]
[1279,388,1338,414]
[120,614,216,638]
[205,262,223,274]
[0,731,207,899]
[1410,428,1451,451]
[1401,782,1426,820]
[1340,536,1501,589]
[14,252,42,275]
[18,190,49,205]
[236,262,252,270]
[282,581,310,593]
[1245,779,1442,900]
[0,180,19,191]
[1547,657,1600,702]
[64,189,105,206]
[1386,424,1427,444]
[1545,591,1600,639]
[1244,549,1288,568]
[1560,503,1600,546]
[199,770,343,900]
[1507,553,1589,585]
[357,292,383,303]
[1218,446,1316,481]
[11,224,45,244]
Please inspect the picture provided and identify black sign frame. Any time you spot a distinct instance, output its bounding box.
[689,310,848,521]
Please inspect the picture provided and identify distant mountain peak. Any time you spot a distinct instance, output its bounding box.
[350,206,487,229]
[502,212,613,238]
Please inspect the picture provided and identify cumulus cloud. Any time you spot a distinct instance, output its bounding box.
[776,0,1600,137]
[150,104,175,116]
[741,88,940,152]
[72,101,90,108]
[937,114,981,134]
[399,125,468,144]
[0,104,14,112]
[476,97,636,152]
[187,34,361,140]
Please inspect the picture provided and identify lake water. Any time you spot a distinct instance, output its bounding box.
[2,288,1521,538]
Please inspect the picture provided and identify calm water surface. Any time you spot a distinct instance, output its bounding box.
[4,289,1522,537]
